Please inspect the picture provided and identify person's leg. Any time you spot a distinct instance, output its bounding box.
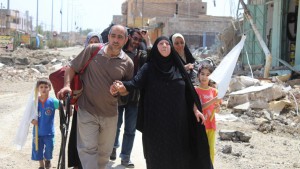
[120,103,138,164]
[98,115,118,169]
[77,107,101,169]
[32,135,44,167]
[38,160,44,168]
[43,135,54,169]
[110,106,124,160]
[114,106,125,148]
[206,129,216,164]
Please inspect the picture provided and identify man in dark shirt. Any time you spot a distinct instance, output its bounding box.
[110,28,148,168]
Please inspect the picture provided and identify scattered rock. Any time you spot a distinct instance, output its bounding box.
[294,163,300,168]
[219,130,252,142]
[222,145,232,154]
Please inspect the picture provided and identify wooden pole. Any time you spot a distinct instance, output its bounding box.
[35,125,38,151]
[239,0,272,78]
[34,87,38,151]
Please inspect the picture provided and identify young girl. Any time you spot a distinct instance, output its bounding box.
[193,63,221,164]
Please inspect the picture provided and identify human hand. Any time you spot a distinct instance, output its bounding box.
[57,86,72,100]
[140,29,148,37]
[31,119,38,125]
[194,109,205,124]
[113,81,126,93]
[184,63,194,71]
[109,84,119,96]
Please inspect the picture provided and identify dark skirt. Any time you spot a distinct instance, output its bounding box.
[67,110,82,168]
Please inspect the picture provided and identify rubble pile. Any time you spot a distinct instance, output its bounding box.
[0,48,71,82]
[224,76,300,137]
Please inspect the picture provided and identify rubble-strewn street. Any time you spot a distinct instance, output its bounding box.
[0,46,300,169]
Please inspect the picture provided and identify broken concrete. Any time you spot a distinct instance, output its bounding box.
[219,129,252,142]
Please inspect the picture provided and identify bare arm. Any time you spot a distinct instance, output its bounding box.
[201,97,221,110]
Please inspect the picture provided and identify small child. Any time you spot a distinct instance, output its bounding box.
[31,78,59,169]
[193,63,221,164]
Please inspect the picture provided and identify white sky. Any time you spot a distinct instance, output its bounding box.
[2,0,239,33]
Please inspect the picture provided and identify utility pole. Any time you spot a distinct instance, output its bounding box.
[60,0,63,33]
[36,0,38,34]
[142,0,144,27]
[67,0,69,32]
[71,2,73,32]
[51,0,53,32]
[240,0,271,78]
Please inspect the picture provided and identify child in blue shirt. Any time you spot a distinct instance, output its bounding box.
[31,78,59,169]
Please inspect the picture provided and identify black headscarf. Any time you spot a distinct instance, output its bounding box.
[148,36,181,81]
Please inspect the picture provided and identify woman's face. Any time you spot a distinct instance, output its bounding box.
[173,37,185,54]
[157,40,171,57]
[89,36,100,44]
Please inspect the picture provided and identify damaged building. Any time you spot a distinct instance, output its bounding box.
[113,0,233,51]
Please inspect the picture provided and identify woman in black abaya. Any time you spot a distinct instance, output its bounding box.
[111,36,213,169]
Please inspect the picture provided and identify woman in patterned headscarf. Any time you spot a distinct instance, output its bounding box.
[111,36,213,169]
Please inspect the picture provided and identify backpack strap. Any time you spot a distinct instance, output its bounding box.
[79,44,103,74]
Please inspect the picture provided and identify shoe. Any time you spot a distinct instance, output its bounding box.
[44,160,51,169]
[38,167,44,169]
[121,160,135,168]
[110,148,116,161]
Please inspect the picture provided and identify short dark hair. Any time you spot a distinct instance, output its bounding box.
[36,78,51,89]
[109,25,128,37]
[123,28,143,50]
[128,28,142,37]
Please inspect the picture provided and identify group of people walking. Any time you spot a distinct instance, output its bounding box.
[18,24,221,169]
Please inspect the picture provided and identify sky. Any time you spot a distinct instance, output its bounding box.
[3,0,239,33]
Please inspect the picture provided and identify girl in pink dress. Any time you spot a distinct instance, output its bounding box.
[193,63,221,164]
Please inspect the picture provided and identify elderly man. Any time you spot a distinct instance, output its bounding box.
[57,25,134,169]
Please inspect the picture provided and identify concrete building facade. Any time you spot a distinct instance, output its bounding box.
[114,0,232,50]
[0,9,33,35]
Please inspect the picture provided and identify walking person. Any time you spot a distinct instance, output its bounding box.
[169,33,197,85]
[57,24,134,169]
[27,78,59,169]
[14,78,59,169]
[194,63,221,164]
[110,36,213,169]
[32,78,59,169]
[67,31,102,169]
[110,28,147,168]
